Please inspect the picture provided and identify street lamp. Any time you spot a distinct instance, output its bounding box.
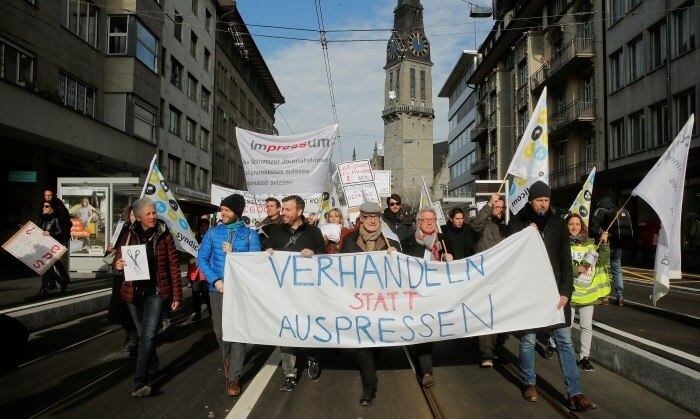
[462,1,493,18]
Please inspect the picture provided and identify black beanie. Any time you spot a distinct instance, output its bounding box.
[528,181,551,201]
[221,194,246,218]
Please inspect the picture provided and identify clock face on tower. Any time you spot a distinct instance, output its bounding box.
[407,32,429,57]
[387,33,401,60]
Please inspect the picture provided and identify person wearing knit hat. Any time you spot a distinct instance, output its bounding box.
[507,184,598,411]
[197,193,261,397]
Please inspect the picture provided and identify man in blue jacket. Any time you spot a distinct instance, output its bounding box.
[197,193,261,397]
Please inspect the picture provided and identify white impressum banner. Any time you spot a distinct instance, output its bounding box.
[222,227,565,347]
[236,125,338,194]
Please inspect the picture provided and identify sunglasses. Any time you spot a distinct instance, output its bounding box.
[388,202,400,207]
[43,204,51,208]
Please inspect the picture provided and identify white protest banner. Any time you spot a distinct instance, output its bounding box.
[507,87,549,215]
[419,177,446,231]
[632,114,694,305]
[236,125,338,194]
[337,160,374,185]
[122,244,150,281]
[373,170,392,197]
[343,182,380,207]
[222,227,564,347]
[2,222,67,275]
[568,167,596,226]
[109,220,125,248]
[142,156,199,257]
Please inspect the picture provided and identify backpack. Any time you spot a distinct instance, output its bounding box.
[614,209,634,241]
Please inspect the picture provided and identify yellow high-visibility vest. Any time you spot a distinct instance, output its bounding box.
[571,243,611,305]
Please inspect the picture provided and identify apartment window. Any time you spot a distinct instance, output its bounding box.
[628,36,643,81]
[170,56,183,89]
[191,0,198,15]
[160,47,167,75]
[0,40,35,87]
[517,62,527,88]
[610,119,626,158]
[199,127,210,152]
[609,49,624,92]
[648,20,667,71]
[107,15,128,54]
[61,0,99,48]
[584,137,596,165]
[420,70,426,101]
[168,106,181,136]
[186,118,196,143]
[201,87,211,112]
[610,0,624,23]
[136,20,158,72]
[167,155,180,184]
[173,12,183,41]
[673,3,696,56]
[200,169,209,191]
[409,68,416,99]
[203,48,211,71]
[159,98,165,128]
[187,74,198,101]
[58,72,95,117]
[629,111,645,153]
[134,102,156,142]
[205,9,212,33]
[185,162,195,188]
[649,101,667,147]
[190,31,198,59]
[674,88,696,133]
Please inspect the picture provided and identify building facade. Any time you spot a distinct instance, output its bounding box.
[213,6,284,190]
[382,0,435,209]
[438,51,479,198]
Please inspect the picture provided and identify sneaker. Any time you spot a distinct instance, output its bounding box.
[568,394,598,412]
[360,387,376,406]
[578,357,594,372]
[131,385,151,397]
[161,318,171,332]
[280,375,297,392]
[617,296,624,306]
[307,359,320,380]
[421,372,434,388]
[480,358,494,368]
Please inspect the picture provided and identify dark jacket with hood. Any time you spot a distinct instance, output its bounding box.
[439,222,477,260]
[508,204,573,328]
[472,202,508,252]
[381,209,415,243]
[589,197,623,249]
[265,221,326,254]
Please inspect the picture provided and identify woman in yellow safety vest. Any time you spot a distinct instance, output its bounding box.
[565,213,611,373]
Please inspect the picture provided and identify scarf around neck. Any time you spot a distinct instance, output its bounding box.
[224,219,245,230]
[415,229,441,261]
[358,225,384,251]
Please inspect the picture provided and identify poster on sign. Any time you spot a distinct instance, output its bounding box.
[2,222,67,275]
[236,125,337,194]
[343,182,380,207]
[372,170,392,197]
[337,160,374,185]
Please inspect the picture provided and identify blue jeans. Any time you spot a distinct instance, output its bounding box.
[610,248,623,298]
[519,327,582,397]
[128,292,163,389]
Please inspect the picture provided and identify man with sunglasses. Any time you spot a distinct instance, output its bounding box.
[381,194,415,242]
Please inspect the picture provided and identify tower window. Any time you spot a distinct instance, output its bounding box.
[410,68,416,99]
[420,70,426,101]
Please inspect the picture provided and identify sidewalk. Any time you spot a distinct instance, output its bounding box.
[0,273,114,311]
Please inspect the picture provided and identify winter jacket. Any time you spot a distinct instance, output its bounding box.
[40,213,70,244]
[258,215,283,248]
[115,220,182,305]
[381,209,415,243]
[508,205,573,328]
[340,230,400,253]
[472,203,507,252]
[325,226,354,254]
[39,198,71,244]
[440,223,477,260]
[264,222,326,254]
[197,222,261,293]
[401,232,448,260]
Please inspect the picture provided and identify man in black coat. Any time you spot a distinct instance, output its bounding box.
[340,202,399,406]
[507,181,597,412]
[381,194,415,243]
[440,207,477,260]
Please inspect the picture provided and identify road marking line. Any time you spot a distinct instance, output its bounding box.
[625,278,700,294]
[592,320,700,365]
[0,288,111,315]
[227,347,281,419]
[624,267,700,279]
[622,269,654,281]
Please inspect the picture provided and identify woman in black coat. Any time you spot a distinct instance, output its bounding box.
[38,200,71,296]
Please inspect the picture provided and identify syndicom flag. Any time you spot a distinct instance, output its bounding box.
[631,114,694,305]
[568,167,596,227]
[506,87,549,215]
[141,155,199,257]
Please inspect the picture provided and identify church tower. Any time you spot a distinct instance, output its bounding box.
[382,0,434,210]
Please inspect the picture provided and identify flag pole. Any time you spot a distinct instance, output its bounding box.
[595,194,633,251]
[140,154,158,198]
[496,172,508,195]
[421,177,449,260]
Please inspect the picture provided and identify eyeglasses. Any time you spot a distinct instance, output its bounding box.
[493,205,504,210]
[419,218,437,223]
[388,202,400,207]
[43,205,51,208]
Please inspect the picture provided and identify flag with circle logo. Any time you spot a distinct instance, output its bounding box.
[568,167,596,227]
[506,87,549,215]
[141,156,199,257]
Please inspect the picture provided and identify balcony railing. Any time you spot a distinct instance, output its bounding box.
[382,104,434,118]
[549,100,596,134]
[550,161,598,188]
[530,37,595,91]
[470,155,489,174]
[470,120,488,142]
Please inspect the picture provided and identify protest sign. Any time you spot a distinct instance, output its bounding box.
[3,222,67,275]
[222,227,564,347]
[320,223,341,242]
[121,245,150,281]
[337,160,374,185]
[373,170,392,197]
[343,182,381,207]
[236,125,338,194]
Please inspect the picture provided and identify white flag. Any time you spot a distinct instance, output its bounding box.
[507,88,549,215]
[632,114,694,305]
[419,177,445,232]
[569,167,596,227]
[141,156,199,257]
